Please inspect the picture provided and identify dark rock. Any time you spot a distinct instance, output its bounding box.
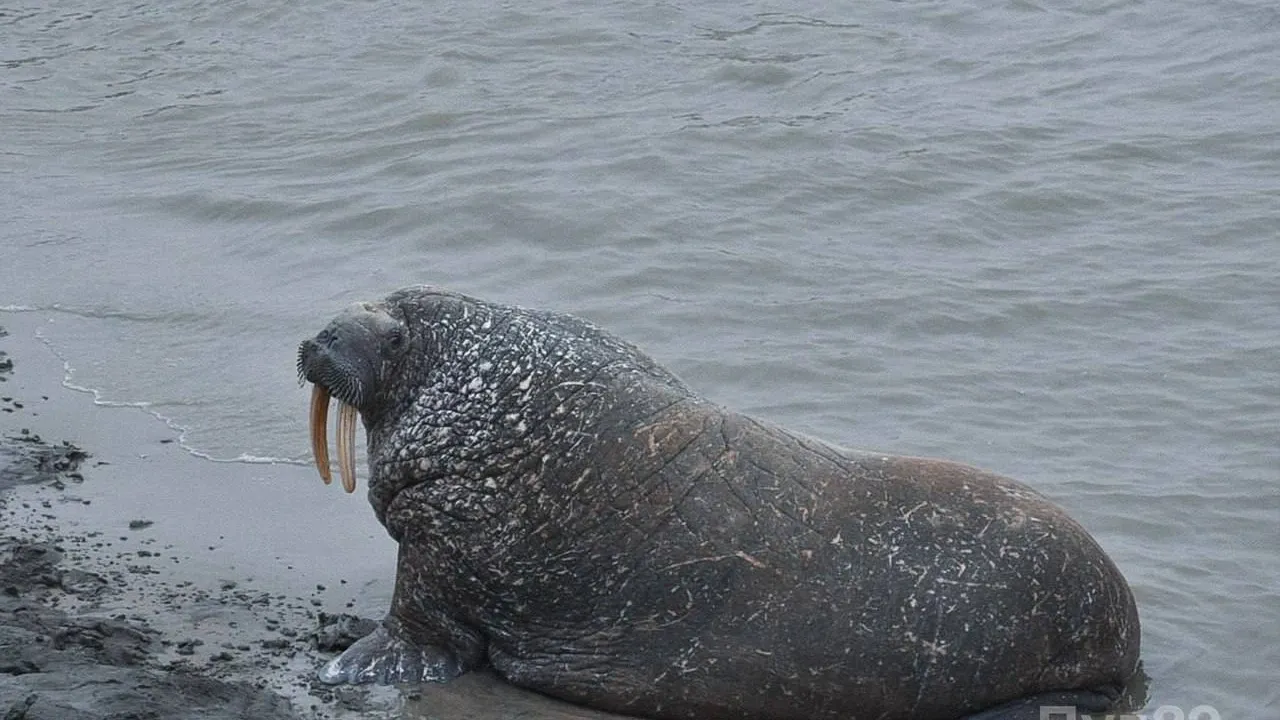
[311,612,378,653]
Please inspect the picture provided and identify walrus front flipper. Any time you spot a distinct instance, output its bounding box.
[318,615,466,685]
[962,688,1119,720]
[320,542,487,685]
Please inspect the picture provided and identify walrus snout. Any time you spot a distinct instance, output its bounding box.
[297,302,407,495]
[297,325,375,406]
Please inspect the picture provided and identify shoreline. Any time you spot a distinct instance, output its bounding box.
[0,323,392,719]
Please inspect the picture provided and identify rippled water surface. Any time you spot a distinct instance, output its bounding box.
[2,0,1278,717]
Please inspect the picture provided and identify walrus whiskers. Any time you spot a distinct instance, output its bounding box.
[336,401,358,493]
[310,384,332,485]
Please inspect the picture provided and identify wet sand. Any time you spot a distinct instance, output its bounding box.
[0,325,395,719]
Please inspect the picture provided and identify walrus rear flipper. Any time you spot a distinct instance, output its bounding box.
[962,687,1119,720]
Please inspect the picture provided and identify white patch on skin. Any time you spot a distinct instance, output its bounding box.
[901,501,928,523]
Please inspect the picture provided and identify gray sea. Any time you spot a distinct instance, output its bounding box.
[2,0,1277,717]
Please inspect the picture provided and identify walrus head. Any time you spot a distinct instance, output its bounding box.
[297,300,410,493]
[298,286,692,532]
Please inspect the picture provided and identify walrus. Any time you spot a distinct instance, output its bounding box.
[297,286,1140,720]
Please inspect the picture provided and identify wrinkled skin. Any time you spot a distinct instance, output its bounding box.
[297,286,1140,720]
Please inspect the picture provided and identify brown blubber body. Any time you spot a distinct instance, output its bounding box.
[297,286,1139,720]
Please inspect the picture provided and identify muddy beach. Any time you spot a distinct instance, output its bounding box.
[0,325,390,719]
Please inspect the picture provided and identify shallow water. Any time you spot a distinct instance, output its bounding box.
[2,0,1278,717]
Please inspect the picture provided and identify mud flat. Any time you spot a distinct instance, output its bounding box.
[0,324,397,719]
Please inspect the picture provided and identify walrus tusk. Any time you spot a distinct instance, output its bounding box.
[310,384,332,485]
[336,400,358,493]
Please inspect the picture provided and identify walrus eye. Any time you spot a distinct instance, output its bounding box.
[388,329,404,349]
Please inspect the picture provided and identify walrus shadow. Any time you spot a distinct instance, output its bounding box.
[400,669,634,720]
